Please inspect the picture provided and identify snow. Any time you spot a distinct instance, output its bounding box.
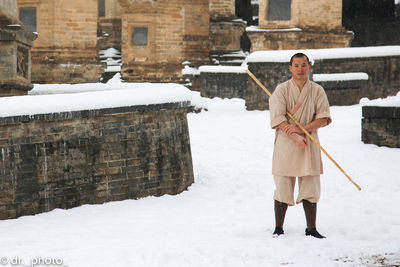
[360,91,400,107]
[246,26,302,32]
[0,74,206,117]
[313,72,369,82]
[246,46,400,64]
[199,65,248,74]
[99,48,120,58]
[182,65,200,76]
[99,48,121,73]
[0,97,399,266]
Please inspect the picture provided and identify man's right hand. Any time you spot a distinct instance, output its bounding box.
[290,133,308,148]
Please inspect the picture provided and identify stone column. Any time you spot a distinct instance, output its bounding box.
[0,0,37,96]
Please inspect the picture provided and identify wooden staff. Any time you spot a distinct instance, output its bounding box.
[246,69,361,191]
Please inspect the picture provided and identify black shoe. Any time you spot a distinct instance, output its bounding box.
[273,226,284,236]
[305,227,325,239]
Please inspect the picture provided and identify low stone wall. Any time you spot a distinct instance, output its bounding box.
[199,66,247,99]
[362,106,400,148]
[312,56,400,100]
[0,102,194,219]
[245,52,400,110]
[246,62,291,110]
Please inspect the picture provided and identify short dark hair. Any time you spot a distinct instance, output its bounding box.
[290,53,311,66]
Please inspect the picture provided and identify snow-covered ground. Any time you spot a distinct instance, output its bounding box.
[0,95,399,267]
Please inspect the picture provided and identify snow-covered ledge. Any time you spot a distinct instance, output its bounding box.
[361,92,400,148]
[0,76,204,219]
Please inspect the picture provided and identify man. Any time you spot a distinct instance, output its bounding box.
[269,53,331,239]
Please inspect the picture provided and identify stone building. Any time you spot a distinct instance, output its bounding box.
[0,0,36,96]
[118,0,210,83]
[98,0,122,51]
[247,0,353,51]
[210,0,246,56]
[17,0,105,84]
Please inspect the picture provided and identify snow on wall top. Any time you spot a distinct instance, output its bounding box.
[246,46,400,64]
[0,74,206,118]
[199,65,248,74]
[246,26,302,32]
[313,72,369,82]
[360,91,400,107]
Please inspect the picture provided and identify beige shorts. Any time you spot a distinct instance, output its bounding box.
[273,175,320,206]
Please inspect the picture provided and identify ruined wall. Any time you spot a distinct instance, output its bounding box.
[17,0,104,83]
[0,102,195,219]
[120,0,210,83]
[362,106,400,148]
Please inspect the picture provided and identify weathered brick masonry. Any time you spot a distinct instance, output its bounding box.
[17,0,105,84]
[0,103,194,219]
[120,0,210,83]
[362,106,400,148]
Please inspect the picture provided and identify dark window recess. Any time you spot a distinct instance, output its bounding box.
[132,28,148,46]
[98,0,105,17]
[19,7,37,32]
[268,0,291,21]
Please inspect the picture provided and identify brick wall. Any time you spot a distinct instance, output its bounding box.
[121,0,210,83]
[0,102,195,219]
[210,20,246,53]
[0,0,18,21]
[312,56,400,100]
[247,30,353,52]
[259,0,342,30]
[98,0,122,50]
[17,0,104,83]
[210,0,235,20]
[362,106,400,148]
[246,62,291,110]
[318,80,367,106]
[0,0,36,97]
[183,0,210,65]
[200,71,247,99]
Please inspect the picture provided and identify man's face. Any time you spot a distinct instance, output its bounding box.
[289,56,311,81]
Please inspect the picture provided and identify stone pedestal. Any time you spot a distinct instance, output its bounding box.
[362,106,400,148]
[0,0,36,96]
[247,28,353,52]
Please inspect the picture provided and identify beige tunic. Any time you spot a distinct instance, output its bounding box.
[269,79,331,177]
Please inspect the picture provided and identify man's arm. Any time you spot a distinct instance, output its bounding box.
[283,118,329,136]
[278,121,308,148]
